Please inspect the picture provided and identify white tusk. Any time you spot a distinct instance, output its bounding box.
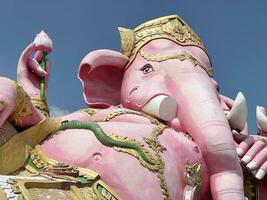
[256,106,267,132]
[226,92,248,131]
[142,95,177,121]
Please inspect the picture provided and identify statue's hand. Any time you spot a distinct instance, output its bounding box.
[17,31,53,100]
[234,131,267,180]
[256,106,267,137]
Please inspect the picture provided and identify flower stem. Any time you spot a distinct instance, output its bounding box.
[40,52,47,101]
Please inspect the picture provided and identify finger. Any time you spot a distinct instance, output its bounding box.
[233,131,249,143]
[245,140,266,170]
[237,136,255,158]
[233,131,248,155]
[33,50,43,63]
[247,148,267,171]
[27,58,48,77]
[255,161,267,180]
[20,42,35,63]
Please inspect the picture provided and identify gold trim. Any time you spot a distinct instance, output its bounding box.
[31,98,50,117]
[0,117,62,174]
[79,108,97,117]
[71,185,97,200]
[184,160,201,189]
[139,50,213,77]
[35,145,58,166]
[99,110,170,199]
[0,187,7,200]
[243,166,259,200]
[97,109,161,125]
[23,146,122,200]
[118,15,212,74]
[118,27,136,58]
[0,122,18,146]
[93,180,121,200]
[28,145,99,182]
[8,82,33,127]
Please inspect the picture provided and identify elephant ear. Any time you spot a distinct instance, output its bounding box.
[78,49,129,108]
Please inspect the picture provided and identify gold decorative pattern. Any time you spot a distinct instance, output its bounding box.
[29,188,72,200]
[118,27,136,57]
[0,187,7,200]
[21,146,121,200]
[0,117,62,175]
[145,124,171,200]
[184,160,201,190]
[0,122,18,146]
[31,98,50,117]
[4,178,102,200]
[98,109,160,125]
[71,186,97,199]
[99,110,170,200]
[118,15,211,75]
[109,134,162,171]
[80,108,97,117]
[8,82,33,128]
[139,50,213,77]
[27,145,98,182]
[242,166,259,200]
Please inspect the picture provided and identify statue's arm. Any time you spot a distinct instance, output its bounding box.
[17,31,52,119]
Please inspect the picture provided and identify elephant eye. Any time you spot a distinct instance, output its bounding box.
[141,64,154,74]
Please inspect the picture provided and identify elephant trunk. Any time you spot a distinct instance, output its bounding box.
[142,73,245,200]
[173,75,244,200]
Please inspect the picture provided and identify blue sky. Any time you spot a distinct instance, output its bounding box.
[0,1,266,132]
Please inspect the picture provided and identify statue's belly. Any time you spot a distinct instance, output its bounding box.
[40,122,210,200]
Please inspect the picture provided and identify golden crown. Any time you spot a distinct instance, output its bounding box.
[118,15,208,69]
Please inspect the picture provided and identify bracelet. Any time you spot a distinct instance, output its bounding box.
[31,99,50,117]
[7,82,32,128]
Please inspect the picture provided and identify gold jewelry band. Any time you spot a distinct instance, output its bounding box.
[31,98,50,117]
[261,138,267,145]
[7,82,32,128]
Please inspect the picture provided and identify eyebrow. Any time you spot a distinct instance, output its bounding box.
[139,50,213,77]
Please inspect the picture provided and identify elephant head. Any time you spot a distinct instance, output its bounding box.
[78,15,245,200]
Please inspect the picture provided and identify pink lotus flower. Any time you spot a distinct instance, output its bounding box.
[33,30,53,52]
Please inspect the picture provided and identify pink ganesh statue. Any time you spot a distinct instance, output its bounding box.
[1,15,267,200]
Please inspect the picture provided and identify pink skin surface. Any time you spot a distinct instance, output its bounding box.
[41,108,211,200]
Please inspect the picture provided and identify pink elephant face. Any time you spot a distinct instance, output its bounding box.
[121,39,213,112]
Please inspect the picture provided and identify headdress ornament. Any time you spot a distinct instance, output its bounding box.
[118,15,212,75]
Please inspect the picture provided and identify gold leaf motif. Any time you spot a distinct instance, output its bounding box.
[139,50,213,76]
[184,160,201,189]
[98,110,171,200]
[8,82,33,127]
[118,27,136,57]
